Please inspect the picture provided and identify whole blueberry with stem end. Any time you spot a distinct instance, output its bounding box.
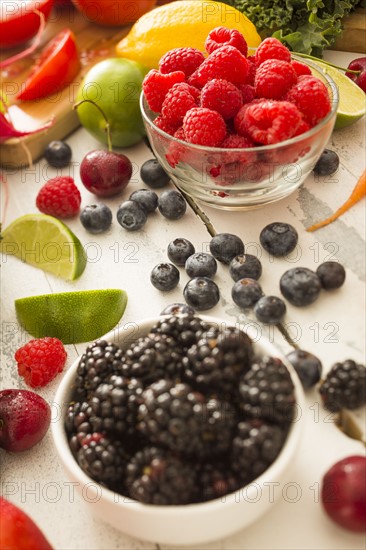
[150,263,180,291]
[229,254,262,281]
[185,253,217,279]
[232,278,263,309]
[183,277,220,311]
[209,233,245,264]
[116,200,147,231]
[260,222,298,257]
[167,238,195,266]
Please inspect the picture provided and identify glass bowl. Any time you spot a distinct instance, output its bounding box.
[140,57,339,211]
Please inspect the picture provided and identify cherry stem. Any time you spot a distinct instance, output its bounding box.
[294,52,361,75]
[73,99,113,152]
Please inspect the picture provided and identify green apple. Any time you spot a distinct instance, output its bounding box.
[76,58,148,148]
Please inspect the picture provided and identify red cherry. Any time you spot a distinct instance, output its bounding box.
[80,149,133,197]
[345,57,366,93]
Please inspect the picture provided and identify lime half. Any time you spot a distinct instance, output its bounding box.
[0,214,87,280]
[15,289,128,344]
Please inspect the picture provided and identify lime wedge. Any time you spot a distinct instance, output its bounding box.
[0,214,87,280]
[310,59,366,129]
[15,289,128,344]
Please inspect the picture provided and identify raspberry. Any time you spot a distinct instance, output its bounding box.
[142,69,185,112]
[36,176,81,218]
[255,37,291,66]
[285,75,331,126]
[239,100,303,145]
[234,98,265,137]
[221,133,254,148]
[238,83,255,104]
[255,59,297,100]
[15,337,67,388]
[201,79,243,119]
[183,107,227,146]
[246,57,257,85]
[153,115,178,135]
[161,82,198,126]
[189,45,249,88]
[159,47,205,77]
[291,60,312,77]
[205,26,248,56]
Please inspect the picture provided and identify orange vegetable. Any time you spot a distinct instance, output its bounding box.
[307,170,366,232]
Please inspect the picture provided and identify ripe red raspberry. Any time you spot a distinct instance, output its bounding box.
[238,83,255,104]
[201,79,243,119]
[36,176,81,218]
[221,133,254,148]
[255,37,291,66]
[159,47,205,77]
[285,75,331,126]
[234,98,266,136]
[142,69,185,112]
[291,60,312,77]
[246,57,257,85]
[205,26,248,56]
[239,100,303,145]
[161,82,198,126]
[183,107,227,146]
[255,59,297,100]
[188,45,249,88]
[153,115,179,135]
[174,126,186,141]
[15,337,67,388]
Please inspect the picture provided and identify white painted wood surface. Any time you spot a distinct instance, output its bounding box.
[1,50,365,550]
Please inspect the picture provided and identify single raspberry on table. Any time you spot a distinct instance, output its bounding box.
[159,47,205,77]
[255,37,291,66]
[161,82,198,126]
[285,75,331,126]
[142,69,185,112]
[205,26,248,56]
[188,45,249,88]
[183,107,227,146]
[36,176,81,218]
[201,79,243,119]
[15,337,67,388]
[255,59,297,100]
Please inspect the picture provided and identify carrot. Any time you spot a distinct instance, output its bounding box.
[307,170,366,232]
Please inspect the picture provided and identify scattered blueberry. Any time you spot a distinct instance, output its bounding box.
[229,254,262,282]
[185,252,217,278]
[129,188,158,214]
[116,200,147,231]
[286,349,323,389]
[280,267,322,307]
[167,238,195,266]
[260,222,298,257]
[313,149,340,176]
[253,295,286,324]
[140,159,171,188]
[44,140,72,168]
[80,203,112,234]
[231,278,263,309]
[316,261,346,290]
[150,263,180,291]
[183,277,220,311]
[209,233,245,264]
[158,189,187,220]
[160,303,195,315]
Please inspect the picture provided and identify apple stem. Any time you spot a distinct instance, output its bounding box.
[294,53,361,75]
[73,99,113,152]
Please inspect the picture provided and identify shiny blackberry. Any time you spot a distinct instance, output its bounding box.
[232,278,263,309]
[150,262,180,291]
[183,277,220,311]
[167,237,195,266]
[198,460,242,502]
[260,222,298,257]
[316,261,346,290]
[286,349,322,389]
[209,233,245,265]
[280,267,322,307]
[229,254,262,282]
[65,401,102,455]
[150,313,210,350]
[77,432,126,486]
[185,252,217,278]
[319,360,366,412]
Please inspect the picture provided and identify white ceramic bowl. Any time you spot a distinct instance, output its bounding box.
[52,315,306,546]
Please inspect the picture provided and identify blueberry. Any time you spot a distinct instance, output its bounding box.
[183,277,220,311]
[280,267,322,306]
[231,278,263,309]
[316,261,346,290]
[158,189,187,220]
[286,349,323,389]
[229,254,262,281]
[44,140,72,168]
[150,263,180,291]
[313,149,339,176]
[253,295,286,324]
[140,159,171,188]
[185,252,217,278]
[129,188,158,214]
[167,238,195,266]
[260,222,298,257]
[80,203,112,234]
[209,233,245,264]
[160,303,195,315]
[116,200,147,231]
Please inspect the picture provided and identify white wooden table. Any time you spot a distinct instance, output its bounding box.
[1,50,365,550]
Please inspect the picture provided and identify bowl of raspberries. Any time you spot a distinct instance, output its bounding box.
[140,29,338,210]
[53,313,306,545]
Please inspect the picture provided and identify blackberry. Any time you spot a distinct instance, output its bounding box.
[125,446,197,504]
[140,158,171,188]
[116,200,147,231]
[229,254,262,282]
[185,252,217,278]
[209,233,245,264]
[80,203,112,234]
[150,262,180,291]
[232,278,263,309]
[231,419,287,484]
[183,325,253,394]
[183,277,220,310]
[158,189,187,220]
[319,360,366,412]
[239,357,296,424]
[160,303,195,316]
[77,432,126,486]
[65,401,102,455]
[167,237,195,266]
[137,379,237,457]
[280,267,322,307]
[74,340,124,401]
[259,222,298,257]
[44,140,72,168]
[253,295,286,324]
[150,313,210,350]
[198,460,242,502]
[129,188,158,214]
[286,349,322,389]
[313,149,339,176]
[316,261,346,290]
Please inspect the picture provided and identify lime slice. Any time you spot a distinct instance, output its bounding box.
[0,214,87,280]
[15,289,128,344]
[310,59,366,129]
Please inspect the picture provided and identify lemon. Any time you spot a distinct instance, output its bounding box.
[116,0,261,69]
[15,289,128,344]
[0,214,87,280]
